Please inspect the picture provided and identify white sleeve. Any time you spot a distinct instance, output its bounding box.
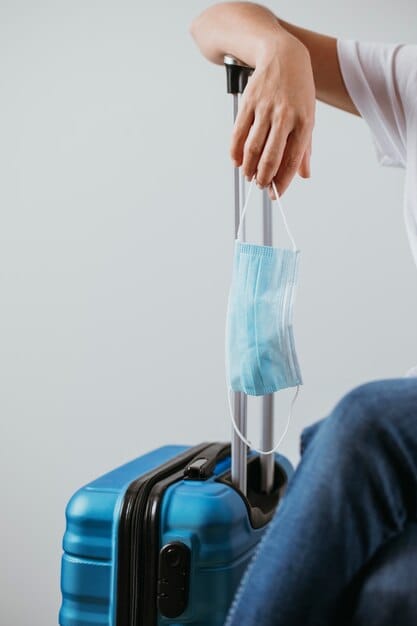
[337,39,417,168]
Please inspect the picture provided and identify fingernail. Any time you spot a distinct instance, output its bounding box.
[232,159,239,168]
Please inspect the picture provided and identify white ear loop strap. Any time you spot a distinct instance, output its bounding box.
[271,181,297,252]
[236,177,255,241]
[236,178,298,252]
[227,386,299,456]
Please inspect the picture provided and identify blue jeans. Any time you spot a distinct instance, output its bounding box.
[226,378,417,626]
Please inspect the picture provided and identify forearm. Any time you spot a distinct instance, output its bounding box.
[190,2,297,69]
[191,2,314,193]
[190,2,357,192]
[190,2,357,115]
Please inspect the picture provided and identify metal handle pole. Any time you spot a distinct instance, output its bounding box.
[225,56,253,496]
[261,190,275,493]
[231,92,248,495]
[260,194,275,492]
[261,394,275,491]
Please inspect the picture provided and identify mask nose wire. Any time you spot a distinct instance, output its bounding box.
[236,177,298,252]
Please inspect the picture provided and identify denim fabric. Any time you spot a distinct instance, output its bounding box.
[348,522,417,625]
[225,378,417,626]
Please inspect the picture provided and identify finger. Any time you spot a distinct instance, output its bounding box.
[241,114,271,180]
[298,149,310,179]
[256,122,292,188]
[268,183,277,201]
[298,138,312,178]
[273,129,310,196]
[230,102,254,167]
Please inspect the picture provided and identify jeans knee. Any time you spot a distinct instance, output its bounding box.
[326,381,390,456]
[305,378,417,472]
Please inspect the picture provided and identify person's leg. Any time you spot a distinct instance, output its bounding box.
[348,522,417,625]
[226,378,417,626]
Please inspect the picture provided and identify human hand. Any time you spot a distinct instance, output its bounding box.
[230,33,315,197]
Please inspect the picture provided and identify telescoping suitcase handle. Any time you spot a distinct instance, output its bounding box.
[224,55,276,496]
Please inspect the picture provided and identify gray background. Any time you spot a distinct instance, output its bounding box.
[1,0,416,623]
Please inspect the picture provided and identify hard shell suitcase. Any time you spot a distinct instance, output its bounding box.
[59,443,293,625]
[60,58,293,626]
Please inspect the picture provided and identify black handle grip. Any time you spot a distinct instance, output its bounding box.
[224,55,254,94]
[184,443,231,480]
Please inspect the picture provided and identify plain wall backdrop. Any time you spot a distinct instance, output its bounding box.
[1,0,417,623]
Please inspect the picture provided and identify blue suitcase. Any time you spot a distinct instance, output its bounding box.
[60,58,293,626]
[59,442,293,625]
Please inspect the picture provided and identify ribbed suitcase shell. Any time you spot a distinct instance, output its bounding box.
[59,444,293,626]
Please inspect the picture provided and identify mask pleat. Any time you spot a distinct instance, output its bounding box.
[226,241,302,396]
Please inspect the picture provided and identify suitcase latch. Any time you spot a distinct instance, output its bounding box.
[157,542,191,618]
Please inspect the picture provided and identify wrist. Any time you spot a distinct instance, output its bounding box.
[254,27,309,71]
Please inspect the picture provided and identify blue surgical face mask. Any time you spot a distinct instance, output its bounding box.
[226,182,302,398]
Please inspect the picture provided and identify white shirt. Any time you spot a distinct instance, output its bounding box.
[337,39,417,267]
[337,40,417,378]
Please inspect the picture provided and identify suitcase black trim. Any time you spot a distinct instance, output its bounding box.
[116,443,212,626]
